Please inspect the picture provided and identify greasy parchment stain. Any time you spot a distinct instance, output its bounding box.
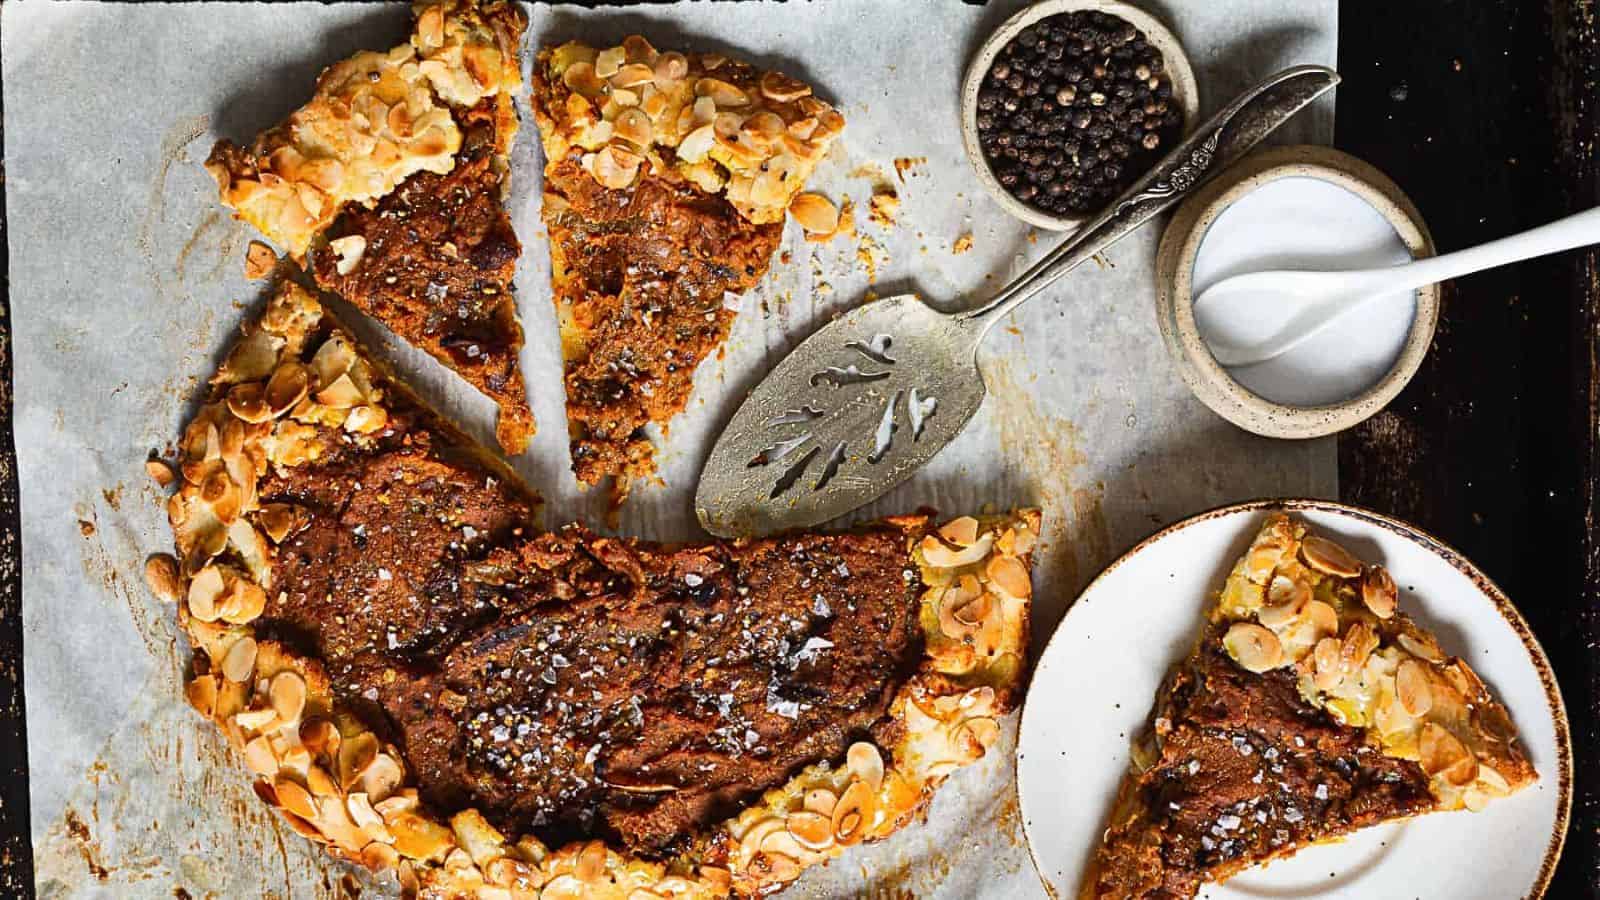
[43,488,368,898]
[985,358,1112,631]
[136,115,211,304]
[34,688,368,899]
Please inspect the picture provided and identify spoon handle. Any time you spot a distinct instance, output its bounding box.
[959,64,1341,337]
[1363,206,1600,295]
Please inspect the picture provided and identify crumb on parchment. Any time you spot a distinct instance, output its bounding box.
[868,190,900,228]
[953,233,974,254]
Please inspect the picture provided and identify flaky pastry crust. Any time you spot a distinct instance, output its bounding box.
[206,0,524,258]
[530,38,843,226]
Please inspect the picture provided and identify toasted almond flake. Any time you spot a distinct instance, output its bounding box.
[847,741,884,791]
[653,51,688,84]
[787,192,838,234]
[274,777,318,819]
[757,851,802,882]
[739,816,785,861]
[1223,622,1283,673]
[677,124,716,163]
[317,373,365,409]
[361,753,405,802]
[595,47,626,79]
[269,671,308,723]
[344,404,389,435]
[265,361,310,417]
[937,516,979,546]
[1420,722,1479,785]
[143,554,181,602]
[1305,599,1339,637]
[1312,636,1344,691]
[1477,764,1511,794]
[591,145,643,190]
[244,735,279,776]
[226,382,273,424]
[575,839,608,881]
[1243,543,1283,583]
[234,707,279,731]
[306,764,339,798]
[985,554,1032,599]
[221,636,258,682]
[185,674,220,718]
[1340,620,1379,672]
[740,112,786,149]
[390,811,455,862]
[785,810,833,850]
[1398,631,1445,663]
[919,532,994,569]
[957,716,1001,759]
[328,235,367,277]
[831,781,874,845]
[611,63,655,89]
[758,827,807,862]
[300,718,340,758]
[760,70,812,102]
[1396,658,1434,717]
[696,77,749,107]
[802,788,837,817]
[613,109,654,147]
[361,841,400,872]
[562,61,606,98]
[339,732,380,789]
[188,567,228,622]
[1258,575,1310,627]
[146,457,176,488]
[243,241,277,280]
[1301,535,1362,577]
[1360,564,1398,619]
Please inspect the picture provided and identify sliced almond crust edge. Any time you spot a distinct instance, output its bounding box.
[149,280,1039,898]
[1079,511,1537,898]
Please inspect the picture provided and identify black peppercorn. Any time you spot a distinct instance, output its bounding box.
[977,9,1183,216]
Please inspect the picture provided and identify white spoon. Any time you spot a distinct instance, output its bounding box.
[1194,205,1600,367]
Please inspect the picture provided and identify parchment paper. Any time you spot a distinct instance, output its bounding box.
[4,1,1336,896]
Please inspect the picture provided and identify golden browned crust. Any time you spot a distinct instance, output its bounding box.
[206,0,534,455]
[206,0,524,259]
[1082,512,1537,899]
[149,283,1038,898]
[530,38,843,225]
[528,36,843,501]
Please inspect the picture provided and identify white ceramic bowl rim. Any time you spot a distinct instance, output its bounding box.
[1159,146,1442,438]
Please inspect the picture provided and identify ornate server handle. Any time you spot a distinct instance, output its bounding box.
[960,65,1340,337]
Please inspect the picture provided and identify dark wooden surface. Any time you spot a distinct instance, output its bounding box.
[0,1,1594,897]
[1334,2,1597,896]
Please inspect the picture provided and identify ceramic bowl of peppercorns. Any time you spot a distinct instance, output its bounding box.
[962,0,1199,231]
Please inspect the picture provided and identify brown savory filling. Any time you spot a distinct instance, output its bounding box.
[254,426,923,856]
[542,156,782,501]
[1091,632,1434,899]
[312,97,534,455]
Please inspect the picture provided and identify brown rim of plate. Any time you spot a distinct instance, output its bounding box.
[1014,497,1573,900]
[1153,144,1441,439]
[959,0,1200,232]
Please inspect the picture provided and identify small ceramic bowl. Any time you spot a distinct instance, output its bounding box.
[961,0,1200,231]
[1154,144,1440,439]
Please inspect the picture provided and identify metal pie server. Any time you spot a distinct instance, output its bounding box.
[696,65,1340,537]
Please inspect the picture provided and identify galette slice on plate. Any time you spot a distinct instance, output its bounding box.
[206,0,536,454]
[530,36,844,503]
[1085,512,1536,899]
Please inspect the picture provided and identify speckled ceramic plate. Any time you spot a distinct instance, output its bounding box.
[1016,500,1570,899]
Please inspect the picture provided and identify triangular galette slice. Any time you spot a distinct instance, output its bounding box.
[531,37,844,503]
[206,0,536,454]
[150,279,1038,898]
[1085,512,1536,899]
